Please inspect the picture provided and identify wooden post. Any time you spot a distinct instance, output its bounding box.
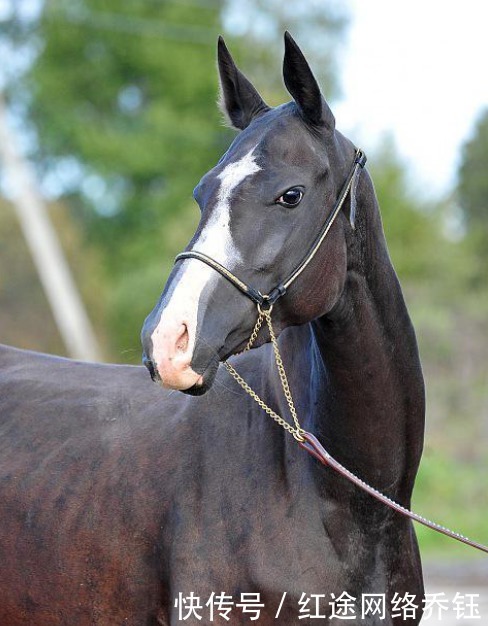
[0,93,102,361]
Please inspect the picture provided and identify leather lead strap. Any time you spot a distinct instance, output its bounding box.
[299,431,488,554]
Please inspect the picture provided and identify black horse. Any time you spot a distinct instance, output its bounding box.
[0,34,425,625]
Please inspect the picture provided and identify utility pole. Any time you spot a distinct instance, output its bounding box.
[0,93,102,362]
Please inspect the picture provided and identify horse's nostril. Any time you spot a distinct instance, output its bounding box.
[175,324,189,354]
[142,356,159,383]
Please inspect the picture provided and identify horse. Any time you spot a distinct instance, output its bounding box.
[0,33,425,625]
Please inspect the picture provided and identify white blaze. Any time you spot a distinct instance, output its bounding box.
[151,147,261,376]
[199,147,261,263]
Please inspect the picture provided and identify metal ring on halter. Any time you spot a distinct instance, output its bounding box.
[293,428,307,443]
[257,299,273,315]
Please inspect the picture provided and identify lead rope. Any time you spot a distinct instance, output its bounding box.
[223,306,488,555]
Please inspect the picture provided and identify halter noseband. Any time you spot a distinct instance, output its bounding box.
[175,148,367,309]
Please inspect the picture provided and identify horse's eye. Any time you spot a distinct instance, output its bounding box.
[276,187,304,208]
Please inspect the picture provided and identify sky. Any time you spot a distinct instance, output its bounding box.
[333,0,488,197]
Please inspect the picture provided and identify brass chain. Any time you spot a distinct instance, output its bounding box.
[223,306,306,442]
[245,311,265,352]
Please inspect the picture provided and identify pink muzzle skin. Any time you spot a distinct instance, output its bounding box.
[150,320,203,391]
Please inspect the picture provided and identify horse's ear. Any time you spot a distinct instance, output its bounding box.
[217,36,270,130]
[283,31,335,130]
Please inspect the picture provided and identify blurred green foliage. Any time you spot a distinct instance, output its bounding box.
[21,0,229,357]
[413,449,488,558]
[458,108,488,280]
[369,137,447,281]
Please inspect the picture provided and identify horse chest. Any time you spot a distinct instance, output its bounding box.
[165,454,370,597]
[163,472,402,625]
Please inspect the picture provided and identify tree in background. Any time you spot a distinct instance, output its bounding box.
[457,108,488,280]
[23,0,227,360]
[368,136,447,283]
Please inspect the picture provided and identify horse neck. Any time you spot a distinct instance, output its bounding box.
[296,172,425,497]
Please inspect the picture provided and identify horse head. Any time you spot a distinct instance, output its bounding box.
[141,33,364,394]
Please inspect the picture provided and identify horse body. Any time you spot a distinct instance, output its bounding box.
[0,33,425,625]
[0,346,167,624]
[0,267,423,625]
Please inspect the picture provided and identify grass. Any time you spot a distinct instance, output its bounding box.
[412,446,488,560]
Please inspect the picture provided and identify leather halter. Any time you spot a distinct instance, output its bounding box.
[172,147,488,555]
[175,148,367,309]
